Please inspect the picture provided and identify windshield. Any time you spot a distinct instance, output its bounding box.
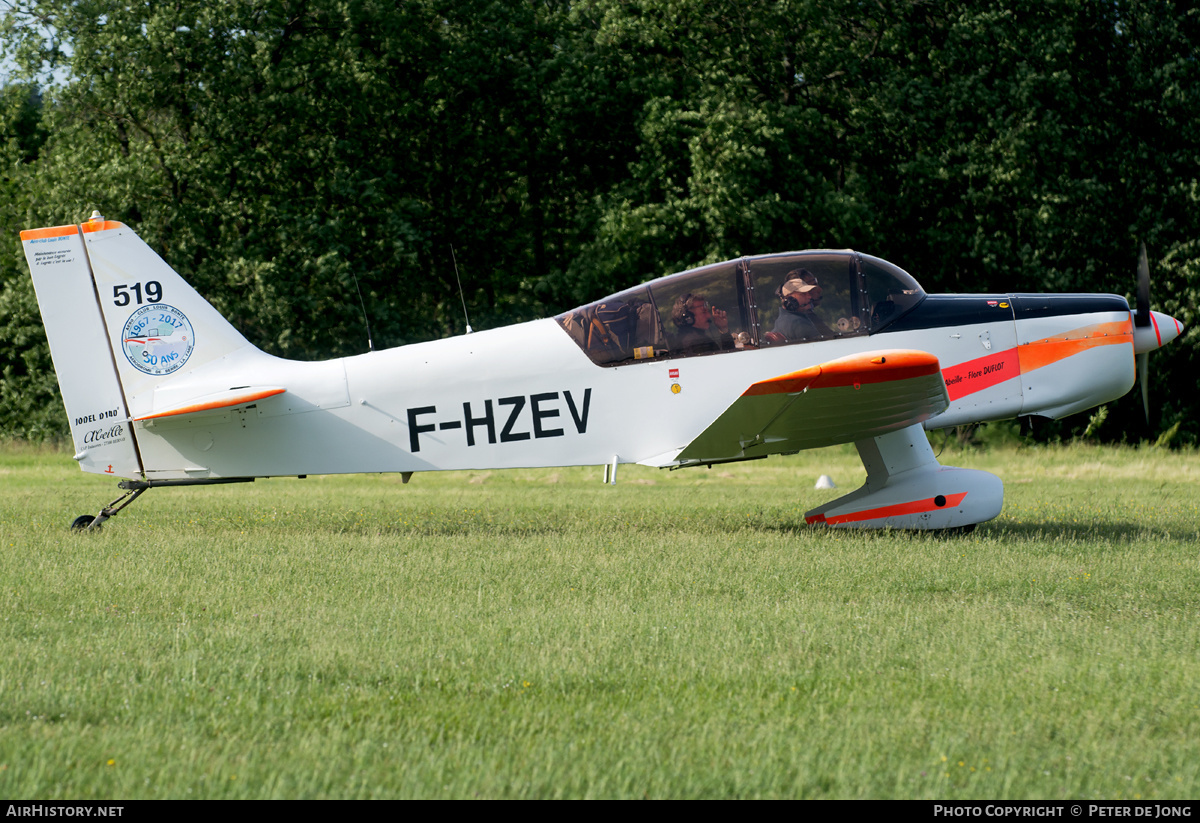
[556,251,925,366]
[859,254,925,330]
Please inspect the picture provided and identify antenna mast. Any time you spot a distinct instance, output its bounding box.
[350,271,375,352]
[451,245,473,334]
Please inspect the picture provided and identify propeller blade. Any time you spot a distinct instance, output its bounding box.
[1138,351,1150,424]
[1135,242,1151,327]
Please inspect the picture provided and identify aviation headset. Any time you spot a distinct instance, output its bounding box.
[671,293,698,328]
[777,269,819,313]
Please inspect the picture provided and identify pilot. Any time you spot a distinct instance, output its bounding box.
[772,269,832,341]
[670,293,734,354]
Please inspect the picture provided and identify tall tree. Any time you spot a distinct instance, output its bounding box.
[1,0,1195,444]
[0,83,62,440]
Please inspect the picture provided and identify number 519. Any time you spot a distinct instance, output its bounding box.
[113,281,162,306]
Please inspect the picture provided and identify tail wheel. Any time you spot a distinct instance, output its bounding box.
[70,514,97,531]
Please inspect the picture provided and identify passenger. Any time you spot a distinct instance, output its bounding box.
[772,269,832,341]
[670,293,734,354]
[592,300,634,357]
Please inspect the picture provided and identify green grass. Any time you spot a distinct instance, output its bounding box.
[1,442,1198,798]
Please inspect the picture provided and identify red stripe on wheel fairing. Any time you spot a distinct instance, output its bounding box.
[807,492,969,525]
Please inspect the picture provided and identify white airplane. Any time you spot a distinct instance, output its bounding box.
[21,213,1183,531]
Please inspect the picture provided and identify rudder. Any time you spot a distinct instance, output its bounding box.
[20,222,142,477]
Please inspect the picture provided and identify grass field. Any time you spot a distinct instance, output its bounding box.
[1,441,1198,799]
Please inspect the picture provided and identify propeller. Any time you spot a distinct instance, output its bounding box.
[1136,243,1151,423]
[1135,242,1151,328]
[1129,243,1184,427]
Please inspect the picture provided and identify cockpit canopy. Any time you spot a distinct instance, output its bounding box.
[556,251,925,366]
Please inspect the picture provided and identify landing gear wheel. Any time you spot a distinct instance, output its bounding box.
[70,514,97,531]
[71,480,153,533]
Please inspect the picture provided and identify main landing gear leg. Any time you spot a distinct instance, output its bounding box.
[72,480,150,532]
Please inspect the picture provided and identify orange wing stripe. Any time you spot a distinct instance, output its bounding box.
[812,350,940,388]
[743,350,940,397]
[135,388,286,421]
[742,365,821,396]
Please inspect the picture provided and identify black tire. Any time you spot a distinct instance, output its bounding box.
[70,514,97,531]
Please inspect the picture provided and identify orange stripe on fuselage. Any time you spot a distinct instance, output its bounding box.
[942,348,1020,402]
[744,350,941,397]
[1016,319,1133,374]
[942,319,1133,402]
[20,225,80,241]
[807,492,969,525]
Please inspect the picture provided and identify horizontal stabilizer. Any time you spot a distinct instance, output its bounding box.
[135,387,286,422]
[676,349,948,466]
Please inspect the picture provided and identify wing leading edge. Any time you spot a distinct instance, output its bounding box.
[674,349,948,467]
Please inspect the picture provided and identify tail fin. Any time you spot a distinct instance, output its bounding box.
[21,216,259,476]
[81,219,257,406]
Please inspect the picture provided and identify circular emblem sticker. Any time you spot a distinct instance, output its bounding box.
[122,304,195,375]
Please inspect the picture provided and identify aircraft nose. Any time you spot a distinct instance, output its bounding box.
[1133,310,1185,353]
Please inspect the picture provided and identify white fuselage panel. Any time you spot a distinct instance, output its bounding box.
[133,306,1135,479]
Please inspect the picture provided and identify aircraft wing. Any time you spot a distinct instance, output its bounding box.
[673,350,948,467]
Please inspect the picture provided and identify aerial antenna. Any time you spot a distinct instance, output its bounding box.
[451,244,473,334]
[350,270,375,352]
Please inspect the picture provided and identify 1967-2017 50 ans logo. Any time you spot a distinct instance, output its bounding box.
[121,304,195,376]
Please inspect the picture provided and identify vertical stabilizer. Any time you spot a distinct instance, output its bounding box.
[20,224,142,478]
[80,219,258,419]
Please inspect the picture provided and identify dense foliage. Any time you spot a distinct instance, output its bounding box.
[2,0,1196,443]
